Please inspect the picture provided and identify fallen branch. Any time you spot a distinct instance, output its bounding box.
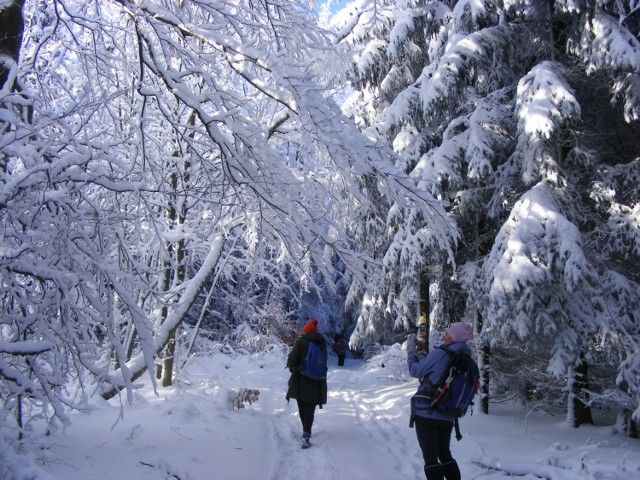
[140,461,182,480]
[472,457,577,480]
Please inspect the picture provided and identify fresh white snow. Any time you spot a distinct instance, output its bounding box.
[34,346,640,479]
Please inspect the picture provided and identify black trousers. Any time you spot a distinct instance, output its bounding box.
[296,399,316,435]
[414,416,455,466]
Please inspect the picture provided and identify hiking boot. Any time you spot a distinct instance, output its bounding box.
[301,432,311,449]
[442,460,461,480]
[424,463,444,480]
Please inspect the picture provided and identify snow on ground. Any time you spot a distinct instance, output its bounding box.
[37,346,640,479]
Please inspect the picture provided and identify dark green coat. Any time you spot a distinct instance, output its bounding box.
[286,332,328,407]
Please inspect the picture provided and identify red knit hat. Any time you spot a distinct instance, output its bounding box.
[303,319,318,334]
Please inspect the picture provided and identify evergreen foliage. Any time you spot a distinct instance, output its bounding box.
[335,0,640,424]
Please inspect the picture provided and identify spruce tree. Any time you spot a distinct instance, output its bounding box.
[335,0,640,426]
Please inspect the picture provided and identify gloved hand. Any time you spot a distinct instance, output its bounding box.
[406,333,417,351]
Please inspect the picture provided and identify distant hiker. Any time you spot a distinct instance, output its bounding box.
[407,322,476,480]
[334,336,347,366]
[286,318,328,449]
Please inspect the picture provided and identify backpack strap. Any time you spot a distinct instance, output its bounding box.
[428,346,455,401]
[418,346,452,384]
[454,417,462,441]
[297,337,311,371]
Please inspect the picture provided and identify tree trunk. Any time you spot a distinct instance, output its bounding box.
[480,345,490,414]
[161,331,176,387]
[16,393,22,440]
[125,327,137,363]
[161,125,192,387]
[1,0,27,173]
[0,0,25,89]
[572,359,593,427]
[418,271,430,352]
[156,246,172,380]
[476,310,490,414]
[100,226,236,400]
[620,410,639,438]
[547,0,569,59]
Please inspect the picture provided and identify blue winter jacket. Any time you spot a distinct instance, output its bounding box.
[407,341,472,422]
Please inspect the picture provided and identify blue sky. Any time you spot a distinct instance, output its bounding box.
[318,0,350,14]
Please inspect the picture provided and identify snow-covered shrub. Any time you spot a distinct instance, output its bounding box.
[224,323,289,355]
[488,344,566,410]
[365,342,412,381]
[227,388,260,410]
[0,428,51,480]
[179,323,289,361]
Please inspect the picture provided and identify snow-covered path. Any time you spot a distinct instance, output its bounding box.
[40,348,639,479]
[265,363,423,480]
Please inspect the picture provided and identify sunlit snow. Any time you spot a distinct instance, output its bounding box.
[16,343,639,480]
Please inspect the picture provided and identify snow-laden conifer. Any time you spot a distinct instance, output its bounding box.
[337,0,640,426]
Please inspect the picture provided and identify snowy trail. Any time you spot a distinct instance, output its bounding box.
[40,350,640,480]
[263,359,422,480]
[321,365,423,479]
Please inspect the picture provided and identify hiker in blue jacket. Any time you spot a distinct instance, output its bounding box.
[407,322,474,480]
[286,318,328,448]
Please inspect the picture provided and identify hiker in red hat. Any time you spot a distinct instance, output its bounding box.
[286,318,328,449]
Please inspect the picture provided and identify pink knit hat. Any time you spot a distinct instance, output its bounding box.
[445,322,473,342]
